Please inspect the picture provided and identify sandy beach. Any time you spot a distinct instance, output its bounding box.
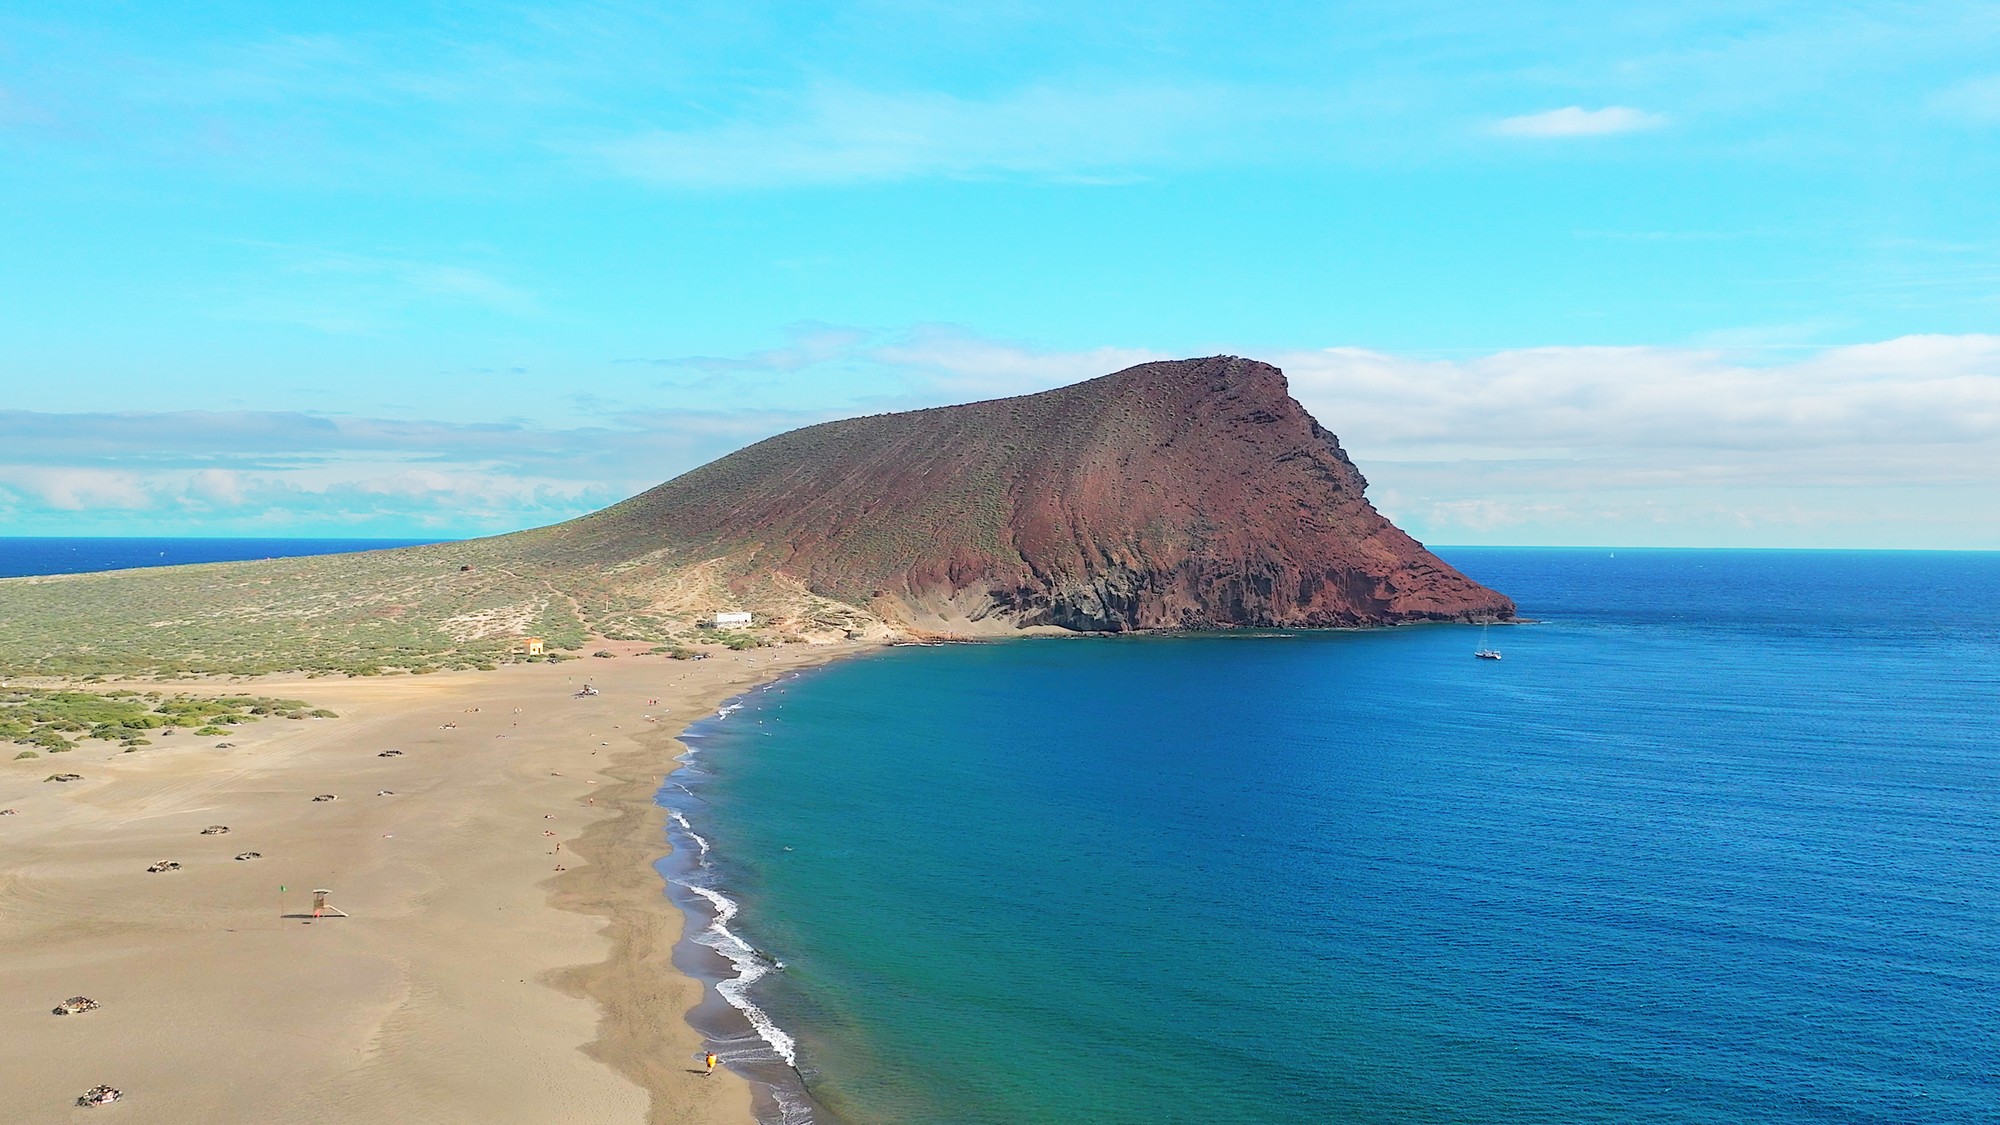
[0,640,861,1124]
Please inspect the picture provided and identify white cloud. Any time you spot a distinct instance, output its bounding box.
[0,405,831,532]
[1271,335,2000,463]
[677,326,2000,545]
[1262,336,2000,545]
[627,328,2000,490]
[8,331,1999,546]
[0,468,153,511]
[614,326,2000,544]
[1491,106,1669,138]
[190,468,245,504]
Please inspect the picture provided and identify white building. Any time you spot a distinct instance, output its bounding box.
[712,611,753,628]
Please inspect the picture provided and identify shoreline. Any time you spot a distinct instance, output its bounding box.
[0,642,866,1124]
[659,671,844,1125]
[545,644,868,1125]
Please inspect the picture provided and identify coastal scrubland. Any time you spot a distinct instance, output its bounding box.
[0,687,332,753]
[0,541,877,678]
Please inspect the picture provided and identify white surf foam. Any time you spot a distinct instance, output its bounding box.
[667,810,713,863]
[681,881,798,1066]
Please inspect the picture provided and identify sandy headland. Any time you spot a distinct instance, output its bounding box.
[0,641,861,1123]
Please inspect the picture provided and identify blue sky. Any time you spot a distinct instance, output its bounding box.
[3,2,1997,546]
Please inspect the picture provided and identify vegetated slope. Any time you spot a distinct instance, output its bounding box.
[513,355,1513,631]
[0,547,595,677]
[0,356,1510,676]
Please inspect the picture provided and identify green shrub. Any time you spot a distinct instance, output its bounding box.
[14,750,37,759]
[1,690,335,752]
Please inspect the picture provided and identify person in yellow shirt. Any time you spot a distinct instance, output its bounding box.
[704,1052,718,1076]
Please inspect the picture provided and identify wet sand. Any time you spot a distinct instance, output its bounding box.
[0,641,861,1123]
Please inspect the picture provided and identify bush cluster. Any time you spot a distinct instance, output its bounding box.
[0,690,334,753]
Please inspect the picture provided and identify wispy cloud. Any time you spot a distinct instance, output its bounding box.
[0,84,55,129]
[598,82,1250,188]
[200,244,537,333]
[624,322,1164,405]
[622,323,874,374]
[867,325,1163,399]
[1491,106,1669,138]
[1931,74,2000,123]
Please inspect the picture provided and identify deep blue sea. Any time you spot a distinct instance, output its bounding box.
[665,549,2000,1125]
[0,536,442,578]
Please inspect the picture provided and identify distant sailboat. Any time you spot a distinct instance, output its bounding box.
[1474,621,1502,660]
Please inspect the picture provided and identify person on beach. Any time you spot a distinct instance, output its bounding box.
[704,1052,718,1076]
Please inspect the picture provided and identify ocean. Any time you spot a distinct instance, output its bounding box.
[664,549,2000,1125]
[0,536,442,578]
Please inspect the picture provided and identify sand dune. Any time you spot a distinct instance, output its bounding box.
[0,642,857,1124]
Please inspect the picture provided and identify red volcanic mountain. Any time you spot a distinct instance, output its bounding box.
[530,356,1513,631]
[0,356,1515,676]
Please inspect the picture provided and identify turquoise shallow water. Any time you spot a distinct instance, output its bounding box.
[665,550,2000,1124]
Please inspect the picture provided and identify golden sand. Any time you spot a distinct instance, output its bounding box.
[0,641,860,1123]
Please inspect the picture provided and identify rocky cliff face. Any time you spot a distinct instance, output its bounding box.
[536,356,1513,631]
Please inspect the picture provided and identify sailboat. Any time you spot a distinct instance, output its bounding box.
[1474,621,1502,660]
